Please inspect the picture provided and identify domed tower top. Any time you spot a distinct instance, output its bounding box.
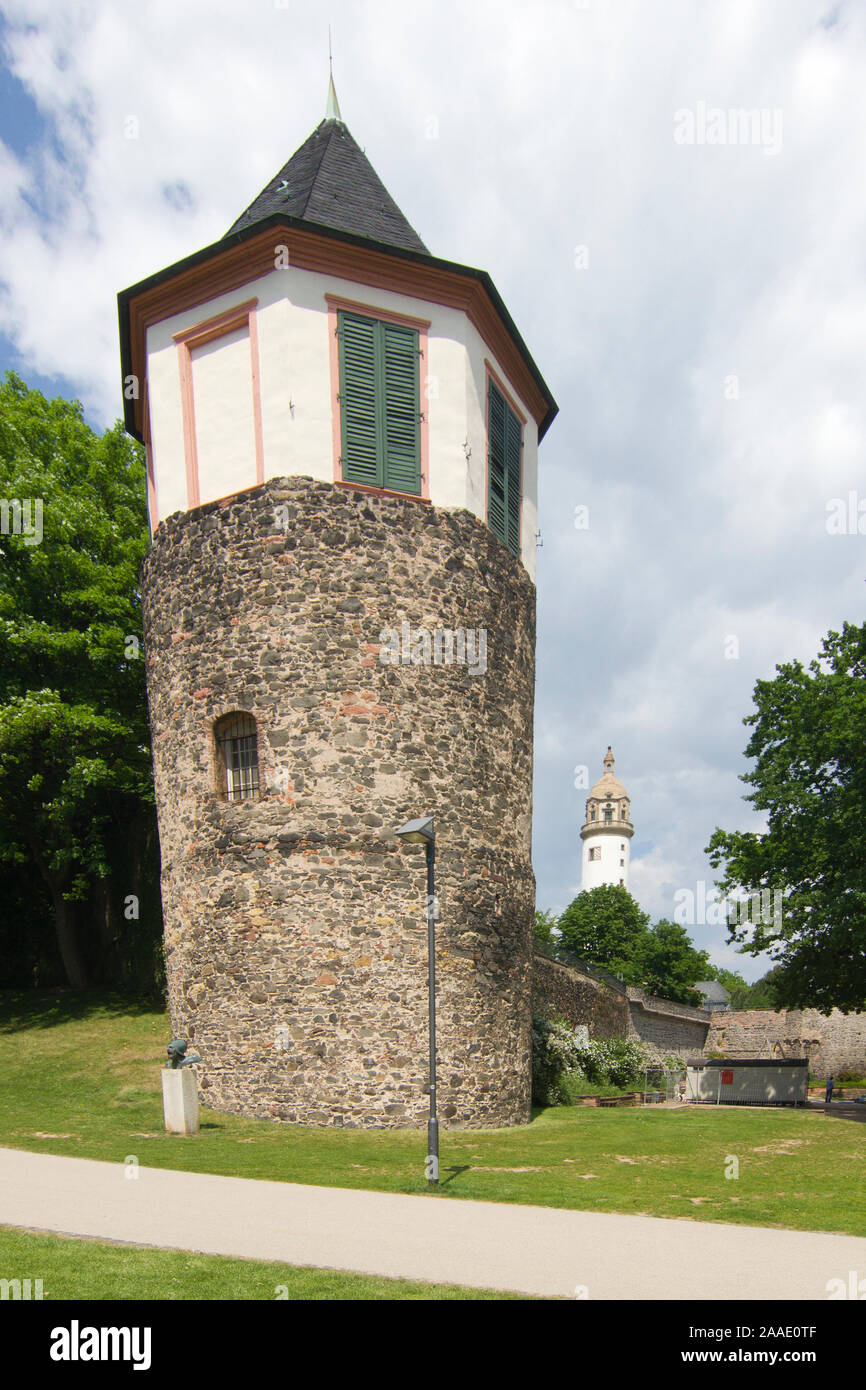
[580,747,633,840]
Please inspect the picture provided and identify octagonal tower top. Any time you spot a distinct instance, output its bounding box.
[118,93,557,578]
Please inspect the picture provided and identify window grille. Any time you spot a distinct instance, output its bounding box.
[215,713,259,801]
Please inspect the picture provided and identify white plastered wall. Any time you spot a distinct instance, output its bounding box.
[191,325,257,502]
[581,833,631,893]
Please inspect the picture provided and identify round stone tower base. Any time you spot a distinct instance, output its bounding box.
[143,477,537,1129]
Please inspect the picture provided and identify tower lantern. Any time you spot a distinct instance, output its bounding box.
[118,84,557,1130]
[580,747,634,891]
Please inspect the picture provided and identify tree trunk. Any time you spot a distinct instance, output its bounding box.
[92,873,115,985]
[49,883,89,990]
[29,842,90,991]
[40,872,88,995]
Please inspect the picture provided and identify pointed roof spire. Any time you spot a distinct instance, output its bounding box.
[325,72,342,122]
[325,28,342,122]
[224,25,426,252]
[604,746,615,772]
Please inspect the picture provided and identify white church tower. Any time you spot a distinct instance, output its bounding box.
[580,747,634,892]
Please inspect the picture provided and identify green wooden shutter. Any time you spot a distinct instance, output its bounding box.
[339,311,379,487]
[505,404,522,556]
[488,383,507,545]
[488,380,522,557]
[489,383,522,556]
[381,321,420,494]
[338,311,420,495]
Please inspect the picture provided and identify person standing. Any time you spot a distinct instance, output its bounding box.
[825,1075,835,1104]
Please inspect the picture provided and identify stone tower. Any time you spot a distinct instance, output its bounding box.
[118,89,557,1129]
[580,748,634,892]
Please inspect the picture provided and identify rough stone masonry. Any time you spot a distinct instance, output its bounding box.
[142,476,536,1128]
[532,955,866,1078]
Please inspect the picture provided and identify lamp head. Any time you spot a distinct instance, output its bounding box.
[394,815,435,844]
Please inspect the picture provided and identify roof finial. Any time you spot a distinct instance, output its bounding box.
[326,27,342,122]
[603,746,614,772]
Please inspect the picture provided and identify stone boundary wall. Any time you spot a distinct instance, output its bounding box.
[706,1009,866,1079]
[625,987,711,1055]
[532,954,711,1056]
[532,954,629,1037]
[533,955,866,1078]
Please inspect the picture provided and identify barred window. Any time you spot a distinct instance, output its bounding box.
[215,712,259,801]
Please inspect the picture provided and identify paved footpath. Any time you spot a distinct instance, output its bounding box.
[1,1145,863,1299]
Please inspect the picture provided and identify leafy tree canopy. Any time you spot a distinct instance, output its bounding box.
[706,621,866,1013]
[557,884,651,984]
[635,919,710,1007]
[534,907,558,946]
[705,965,783,1010]
[556,887,715,1005]
[0,373,152,987]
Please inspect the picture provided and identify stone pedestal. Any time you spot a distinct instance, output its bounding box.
[161,1067,199,1135]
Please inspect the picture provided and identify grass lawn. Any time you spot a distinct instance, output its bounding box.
[1,990,864,1238]
[0,1225,518,1300]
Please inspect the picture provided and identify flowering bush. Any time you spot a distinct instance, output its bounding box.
[531,1016,586,1105]
[571,1037,648,1088]
[532,1016,651,1104]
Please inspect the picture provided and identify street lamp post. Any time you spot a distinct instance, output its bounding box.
[394,815,438,1187]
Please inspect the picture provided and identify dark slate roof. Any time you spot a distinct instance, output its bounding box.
[226,118,429,254]
[694,981,731,1004]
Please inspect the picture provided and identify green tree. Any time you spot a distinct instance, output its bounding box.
[0,374,157,989]
[635,920,709,1007]
[534,907,558,947]
[706,966,752,1009]
[744,966,784,1009]
[707,621,866,1013]
[705,965,782,1010]
[557,884,650,982]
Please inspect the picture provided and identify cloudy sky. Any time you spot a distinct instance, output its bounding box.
[1,0,863,980]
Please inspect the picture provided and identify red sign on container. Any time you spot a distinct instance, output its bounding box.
[721,1069,734,1085]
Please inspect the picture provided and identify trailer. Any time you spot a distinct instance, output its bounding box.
[685,1058,808,1107]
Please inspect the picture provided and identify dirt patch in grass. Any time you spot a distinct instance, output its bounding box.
[751,1139,809,1155]
[472,1166,545,1173]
